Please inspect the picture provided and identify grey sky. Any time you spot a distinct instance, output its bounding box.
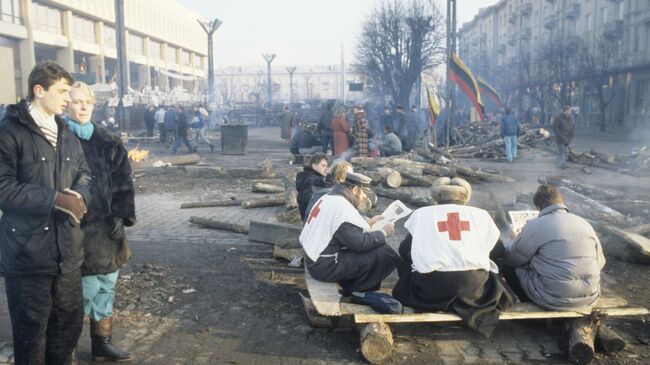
[177,0,499,67]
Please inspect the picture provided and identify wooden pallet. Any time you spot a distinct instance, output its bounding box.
[304,269,649,364]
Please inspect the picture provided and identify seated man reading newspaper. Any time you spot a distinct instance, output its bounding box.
[392,177,516,337]
[300,172,403,313]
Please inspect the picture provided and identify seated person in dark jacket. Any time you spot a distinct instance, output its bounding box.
[392,177,516,338]
[296,154,329,220]
[379,124,402,156]
[289,126,302,156]
[300,172,399,296]
[298,124,322,155]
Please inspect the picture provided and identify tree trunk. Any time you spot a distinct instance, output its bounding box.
[359,322,394,364]
[180,199,242,209]
[595,325,626,353]
[241,196,285,209]
[189,216,249,234]
[567,317,595,365]
[251,182,285,193]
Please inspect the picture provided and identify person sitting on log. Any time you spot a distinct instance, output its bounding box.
[298,123,322,156]
[392,177,516,338]
[300,173,401,312]
[500,184,605,311]
[379,124,402,157]
[296,154,329,220]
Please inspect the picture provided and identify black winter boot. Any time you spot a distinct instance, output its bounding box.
[90,317,135,362]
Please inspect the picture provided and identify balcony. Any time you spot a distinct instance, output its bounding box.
[544,14,558,29]
[520,27,532,40]
[566,3,580,19]
[520,2,532,16]
[603,19,624,39]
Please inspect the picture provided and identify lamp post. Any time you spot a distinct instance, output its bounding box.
[114,0,129,130]
[445,0,457,149]
[286,66,296,105]
[304,75,311,100]
[262,54,276,107]
[198,18,223,109]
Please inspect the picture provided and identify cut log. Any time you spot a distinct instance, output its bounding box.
[160,153,200,166]
[241,196,285,209]
[180,199,241,209]
[373,187,431,207]
[251,182,285,193]
[595,325,626,353]
[559,187,633,227]
[299,293,333,328]
[248,221,302,244]
[359,322,394,364]
[228,168,276,179]
[273,239,304,262]
[251,178,283,186]
[538,176,623,201]
[454,165,515,183]
[588,220,650,264]
[282,173,298,209]
[400,174,433,187]
[601,200,650,219]
[378,168,402,188]
[567,317,595,365]
[189,216,249,234]
[276,208,302,224]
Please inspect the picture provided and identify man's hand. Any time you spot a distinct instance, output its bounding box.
[366,215,384,227]
[382,223,395,236]
[54,191,87,223]
[108,218,124,241]
[507,224,520,239]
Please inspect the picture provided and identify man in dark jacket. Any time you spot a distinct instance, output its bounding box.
[0,61,92,364]
[379,106,392,137]
[552,105,574,168]
[172,106,194,154]
[296,154,329,220]
[500,107,520,162]
[144,105,156,137]
[163,105,178,147]
[317,102,335,154]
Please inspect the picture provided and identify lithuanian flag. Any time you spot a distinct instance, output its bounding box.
[450,52,484,121]
[477,77,504,108]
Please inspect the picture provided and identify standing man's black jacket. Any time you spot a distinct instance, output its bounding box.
[0,100,92,275]
[296,167,326,220]
[78,123,136,275]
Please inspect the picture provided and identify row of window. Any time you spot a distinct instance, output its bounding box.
[0,0,21,25]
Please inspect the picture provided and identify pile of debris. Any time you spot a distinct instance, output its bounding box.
[448,122,552,159]
[569,146,650,176]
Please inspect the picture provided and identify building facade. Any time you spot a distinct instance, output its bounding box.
[0,0,208,104]
[216,64,367,105]
[458,0,650,126]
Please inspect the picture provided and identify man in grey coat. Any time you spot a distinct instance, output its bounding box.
[503,184,605,311]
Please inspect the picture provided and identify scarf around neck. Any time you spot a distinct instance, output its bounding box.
[65,118,95,140]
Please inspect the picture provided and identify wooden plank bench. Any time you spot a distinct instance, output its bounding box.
[304,270,649,364]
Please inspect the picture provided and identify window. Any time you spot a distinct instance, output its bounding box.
[585,14,592,32]
[103,25,116,48]
[616,2,624,20]
[128,33,143,56]
[601,7,608,24]
[182,50,190,66]
[167,46,177,64]
[72,15,95,43]
[635,79,650,114]
[32,3,61,34]
[149,40,161,60]
[1,0,21,25]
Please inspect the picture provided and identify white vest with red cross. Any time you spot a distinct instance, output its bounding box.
[404,204,500,274]
[299,194,370,261]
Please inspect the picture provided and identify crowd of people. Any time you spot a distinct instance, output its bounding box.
[149,104,215,153]
[0,62,136,364]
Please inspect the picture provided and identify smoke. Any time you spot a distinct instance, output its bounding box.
[327,149,355,175]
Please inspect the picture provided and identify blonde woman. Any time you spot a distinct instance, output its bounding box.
[66,81,136,362]
[331,160,353,183]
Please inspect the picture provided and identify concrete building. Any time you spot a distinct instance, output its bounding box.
[216,64,367,105]
[458,0,650,126]
[0,0,208,104]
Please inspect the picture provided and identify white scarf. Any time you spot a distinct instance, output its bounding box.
[299,194,370,261]
[28,103,58,147]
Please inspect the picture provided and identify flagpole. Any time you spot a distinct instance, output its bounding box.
[445,0,456,150]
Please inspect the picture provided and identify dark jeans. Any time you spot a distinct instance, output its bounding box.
[172,132,194,154]
[320,132,334,154]
[145,122,155,137]
[158,124,166,143]
[4,269,84,365]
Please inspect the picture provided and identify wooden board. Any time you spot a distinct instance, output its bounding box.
[304,269,648,323]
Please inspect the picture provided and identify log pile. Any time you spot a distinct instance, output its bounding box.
[569,146,650,176]
[447,122,552,159]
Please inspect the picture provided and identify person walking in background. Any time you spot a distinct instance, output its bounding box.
[144,105,156,137]
[65,81,136,362]
[317,101,335,154]
[500,107,520,162]
[155,105,166,143]
[277,106,294,144]
[332,107,350,157]
[163,105,178,147]
[172,106,194,154]
[191,106,214,152]
[353,109,369,157]
[0,61,91,365]
[552,105,574,168]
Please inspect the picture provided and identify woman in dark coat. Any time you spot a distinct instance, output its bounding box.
[66,82,136,362]
[295,154,329,220]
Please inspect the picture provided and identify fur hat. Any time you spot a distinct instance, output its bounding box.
[431,177,472,204]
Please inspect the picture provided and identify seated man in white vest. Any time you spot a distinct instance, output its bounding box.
[300,172,400,311]
[392,177,516,337]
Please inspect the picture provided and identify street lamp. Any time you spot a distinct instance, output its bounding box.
[262,54,276,107]
[286,66,296,106]
[198,18,223,109]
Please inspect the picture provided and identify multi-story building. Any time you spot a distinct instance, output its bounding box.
[459,0,649,126]
[216,64,367,104]
[0,0,208,104]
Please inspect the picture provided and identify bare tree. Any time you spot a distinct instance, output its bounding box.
[217,77,241,106]
[578,36,622,132]
[356,0,445,107]
[538,38,582,108]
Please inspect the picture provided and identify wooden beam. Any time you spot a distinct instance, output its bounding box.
[248,221,302,245]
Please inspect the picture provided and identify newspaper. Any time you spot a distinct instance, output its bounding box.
[371,200,412,231]
[508,210,539,231]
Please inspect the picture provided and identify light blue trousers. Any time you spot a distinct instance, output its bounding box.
[82,270,119,321]
[503,135,518,162]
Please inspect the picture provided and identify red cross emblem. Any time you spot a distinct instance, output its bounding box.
[437,212,470,241]
[307,200,324,224]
